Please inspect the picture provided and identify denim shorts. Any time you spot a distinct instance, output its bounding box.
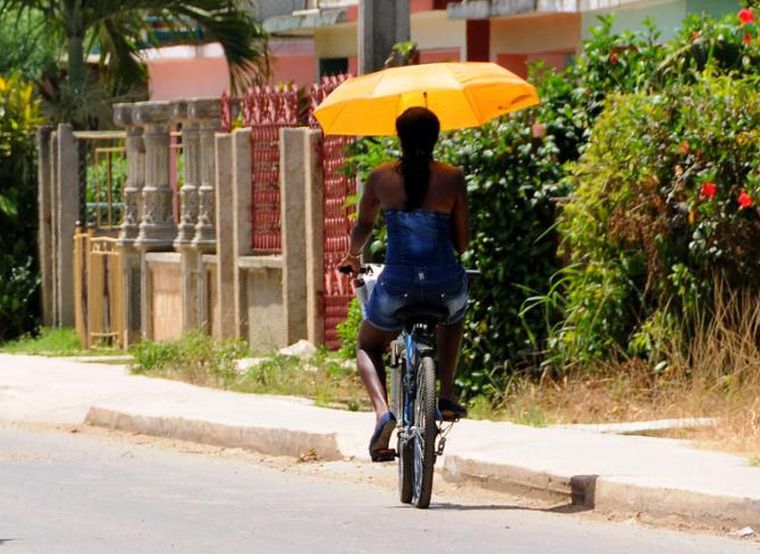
[362,265,468,332]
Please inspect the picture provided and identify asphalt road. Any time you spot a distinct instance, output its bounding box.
[1,424,758,554]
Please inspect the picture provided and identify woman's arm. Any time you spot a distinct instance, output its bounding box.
[340,169,382,271]
[451,170,470,254]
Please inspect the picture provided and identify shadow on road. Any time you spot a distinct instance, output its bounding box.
[428,502,593,514]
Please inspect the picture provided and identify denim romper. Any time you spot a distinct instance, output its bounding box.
[363,208,468,332]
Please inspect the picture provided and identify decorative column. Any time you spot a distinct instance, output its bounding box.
[132,101,176,340]
[191,99,221,253]
[114,103,145,346]
[188,99,221,334]
[173,101,202,331]
[133,101,176,252]
[173,101,201,248]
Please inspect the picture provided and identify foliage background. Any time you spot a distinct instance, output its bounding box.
[341,11,760,402]
[0,73,42,340]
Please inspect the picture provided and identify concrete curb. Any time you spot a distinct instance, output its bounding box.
[84,406,345,461]
[443,454,760,530]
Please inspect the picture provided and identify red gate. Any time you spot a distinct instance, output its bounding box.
[311,75,355,349]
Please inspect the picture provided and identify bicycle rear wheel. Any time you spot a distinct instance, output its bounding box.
[412,355,437,509]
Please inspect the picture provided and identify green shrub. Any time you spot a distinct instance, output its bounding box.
[337,298,362,359]
[131,332,250,387]
[552,74,760,368]
[0,73,42,341]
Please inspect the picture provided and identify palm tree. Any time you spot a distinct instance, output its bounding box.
[0,0,268,99]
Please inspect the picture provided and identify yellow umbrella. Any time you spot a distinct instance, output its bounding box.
[314,62,539,136]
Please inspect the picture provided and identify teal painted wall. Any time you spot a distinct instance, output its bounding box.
[581,0,741,43]
[581,1,687,41]
[687,0,741,19]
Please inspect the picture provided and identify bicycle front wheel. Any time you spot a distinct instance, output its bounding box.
[412,355,437,509]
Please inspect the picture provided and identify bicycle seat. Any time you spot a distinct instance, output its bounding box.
[394,304,449,325]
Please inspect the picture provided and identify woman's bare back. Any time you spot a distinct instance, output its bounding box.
[370,161,463,213]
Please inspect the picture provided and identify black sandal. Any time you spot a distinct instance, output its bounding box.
[369,412,397,462]
[438,398,467,421]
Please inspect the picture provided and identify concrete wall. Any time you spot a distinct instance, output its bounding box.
[243,263,287,350]
[146,44,230,101]
[412,10,467,58]
[270,38,318,87]
[490,13,581,58]
[146,254,183,342]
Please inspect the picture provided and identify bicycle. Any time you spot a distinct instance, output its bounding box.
[341,264,470,509]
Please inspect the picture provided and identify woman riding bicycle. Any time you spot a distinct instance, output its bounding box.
[340,107,470,461]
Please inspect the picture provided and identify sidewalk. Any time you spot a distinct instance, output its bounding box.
[1,353,759,531]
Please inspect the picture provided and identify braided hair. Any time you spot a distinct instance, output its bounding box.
[395,107,440,211]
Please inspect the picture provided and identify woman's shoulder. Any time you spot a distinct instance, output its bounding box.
[431,160,463,177]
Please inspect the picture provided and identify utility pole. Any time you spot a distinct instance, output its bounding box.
[358,0,410,74]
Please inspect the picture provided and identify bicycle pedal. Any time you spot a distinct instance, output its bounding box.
[371,448,397,462]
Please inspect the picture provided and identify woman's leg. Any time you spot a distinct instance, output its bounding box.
[437,320,463,401]
[357,321,400,423]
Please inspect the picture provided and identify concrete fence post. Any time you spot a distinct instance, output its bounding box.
[49,131,59,326]
[214,132,236,339]
[114,103,145,346]
[359,0,411,74]
[304,129,325,346]
[232,128,253,339]
[56,124,79,326]
[280,128,308,345]
[36,125,54,327]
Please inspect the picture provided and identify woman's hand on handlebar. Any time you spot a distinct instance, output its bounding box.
[338,252,361,275]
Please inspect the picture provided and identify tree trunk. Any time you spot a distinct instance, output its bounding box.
[63,0,85,93]
[67,34,85,93]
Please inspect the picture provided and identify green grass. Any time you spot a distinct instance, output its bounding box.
[130,332,370,411]
[0,327,122,357]
[750,455,760,467]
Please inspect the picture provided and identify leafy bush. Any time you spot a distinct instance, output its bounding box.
[0,73,42,341]
[339,10,760,401]
[552,74,760,368]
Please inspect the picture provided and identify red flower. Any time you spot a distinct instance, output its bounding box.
[744,32,752,46]
[609,52,619,64]
[738,190,754,209]
[679,141,690,154]
[700,182,717,200]
[739,8,754,25]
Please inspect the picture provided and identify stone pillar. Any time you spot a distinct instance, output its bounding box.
[173,101,202,332]
[358,0,410,74]
[36,125,54,326]
[114,103,145,346]
[304,129,325,346]
[232,128,253,339]
[191,99,221,253]
[215,133,236,339]
[280,128,308,344]
[133,101,176,252]
[56,124,79,326]
[189,99,221,334]
[132,101,175,341]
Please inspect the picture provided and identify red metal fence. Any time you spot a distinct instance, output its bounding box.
[311,75,355,349]
[222,76,356,348]
[243,85,299,253]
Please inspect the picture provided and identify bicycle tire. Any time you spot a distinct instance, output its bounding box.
[412,355,437,509]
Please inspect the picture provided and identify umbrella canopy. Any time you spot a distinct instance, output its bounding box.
[314,62,539,136]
